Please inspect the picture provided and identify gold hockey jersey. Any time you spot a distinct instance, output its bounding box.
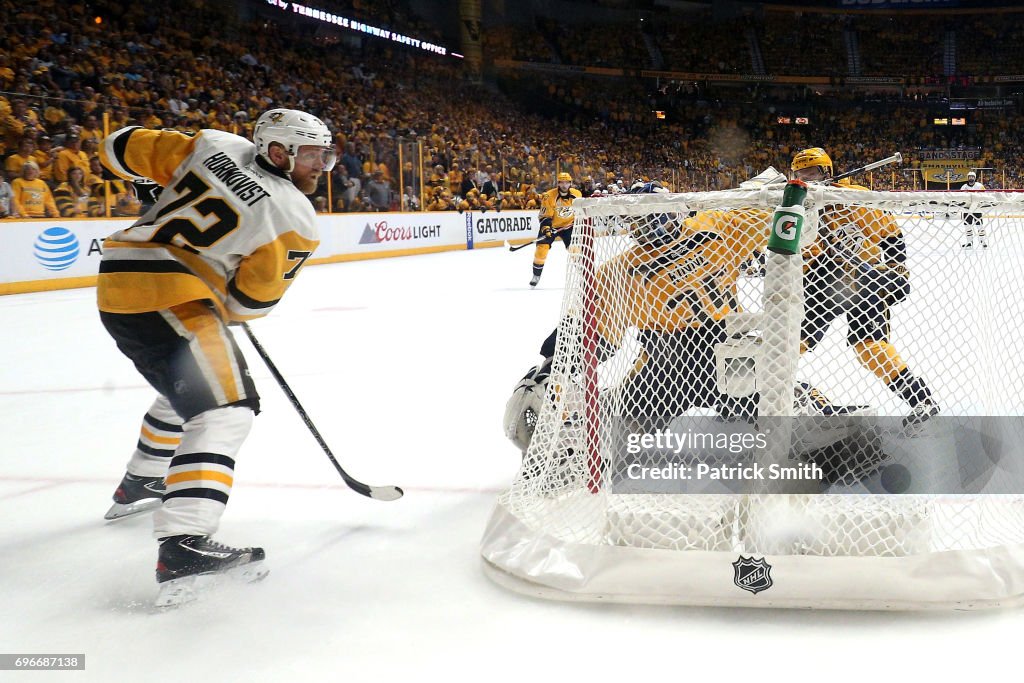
[595,208,770,340]
[803,180,902,270]
[539,187,582,230]
[98,127,318,322]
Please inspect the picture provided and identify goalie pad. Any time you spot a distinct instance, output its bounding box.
[502,358,552,452]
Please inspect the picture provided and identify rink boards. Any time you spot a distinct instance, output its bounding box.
[0,210,540,295]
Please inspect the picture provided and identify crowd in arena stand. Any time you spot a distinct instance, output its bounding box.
[957,14,1024,78]
[652,15,755,75]
[3,0,1024,220]
[482,26,555,65]
[474,11,1024,83]
[855,15,947,78]
[756,12,849,78]
[543,19,647,71]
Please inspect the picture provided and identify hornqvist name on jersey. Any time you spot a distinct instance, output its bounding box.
[202,152,272,207]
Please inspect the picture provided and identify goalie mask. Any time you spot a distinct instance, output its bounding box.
[630,212,680,248]
[791,147,833,183]
[627,180,676,247]
[254,108,337,173]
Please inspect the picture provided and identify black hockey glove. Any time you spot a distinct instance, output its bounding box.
[856,262,910,305]
[539,217,556,240]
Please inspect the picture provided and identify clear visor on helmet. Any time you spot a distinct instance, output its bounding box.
[293,145,337,172]
[793,165,827,182]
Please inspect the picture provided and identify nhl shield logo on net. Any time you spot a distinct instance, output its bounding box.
[732,556,773,594]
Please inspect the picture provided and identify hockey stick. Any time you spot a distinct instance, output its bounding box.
[241,323,404,502]
[826,153,903,185]
[508,227,571,252]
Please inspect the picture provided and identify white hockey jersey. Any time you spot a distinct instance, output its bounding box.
[98,127,318,321]
[960,180,986,191]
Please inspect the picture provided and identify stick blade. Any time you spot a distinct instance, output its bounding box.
[346,476,404,501]
[367,485,404,501]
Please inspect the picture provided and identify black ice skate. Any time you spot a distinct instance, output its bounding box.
[104,473,165,520]
[155,535,268,608]
[529,273,541,287]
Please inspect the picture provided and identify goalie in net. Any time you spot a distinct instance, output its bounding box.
[504,175,888,489]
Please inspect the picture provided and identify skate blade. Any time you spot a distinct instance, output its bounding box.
[104,498,162,521]
[902,405,940,437]
[155,561,269,608]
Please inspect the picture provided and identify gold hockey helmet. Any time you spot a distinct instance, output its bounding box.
[791,147,833,179]
[557,172,572,183]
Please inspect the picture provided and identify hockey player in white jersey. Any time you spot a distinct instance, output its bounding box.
[98,108,335,606]
[960,171,987,249]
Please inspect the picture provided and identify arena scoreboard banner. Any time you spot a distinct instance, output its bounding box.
[0,210,540,294]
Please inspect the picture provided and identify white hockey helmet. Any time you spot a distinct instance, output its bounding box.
[253,108,336,172]
[967,171,977,180]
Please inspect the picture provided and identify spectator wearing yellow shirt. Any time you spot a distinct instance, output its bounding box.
[34,135,57,182]
[0,55,13,90]
[428,164,446,191]
[79,115,104,145]
[54,133,90,183]
[427,189,456,211]
[140,106,164,129]
[104,77,130,105]
[85,155,104,190]
[84,155,134,217]
[3,98,46,152]
[12,161,59,218]
[43,101,68,129]
[107,105,130,131]
[81,137,99,160]
[4,137,36,181]
[54,167,92,217]
[124,80,153,107]
[209,112,233,132]
[447,163,464,196]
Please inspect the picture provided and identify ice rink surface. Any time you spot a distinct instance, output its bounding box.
[1,242,1021,682]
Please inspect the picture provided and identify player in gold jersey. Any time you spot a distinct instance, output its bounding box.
[792,148,938,427]
[595,192,771,420]
[530,172,582,287]
[98,108,335,606]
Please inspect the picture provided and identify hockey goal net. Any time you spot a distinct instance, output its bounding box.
[482,186,1024,610]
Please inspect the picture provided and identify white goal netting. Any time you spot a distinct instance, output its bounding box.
[482,187,1024,610]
